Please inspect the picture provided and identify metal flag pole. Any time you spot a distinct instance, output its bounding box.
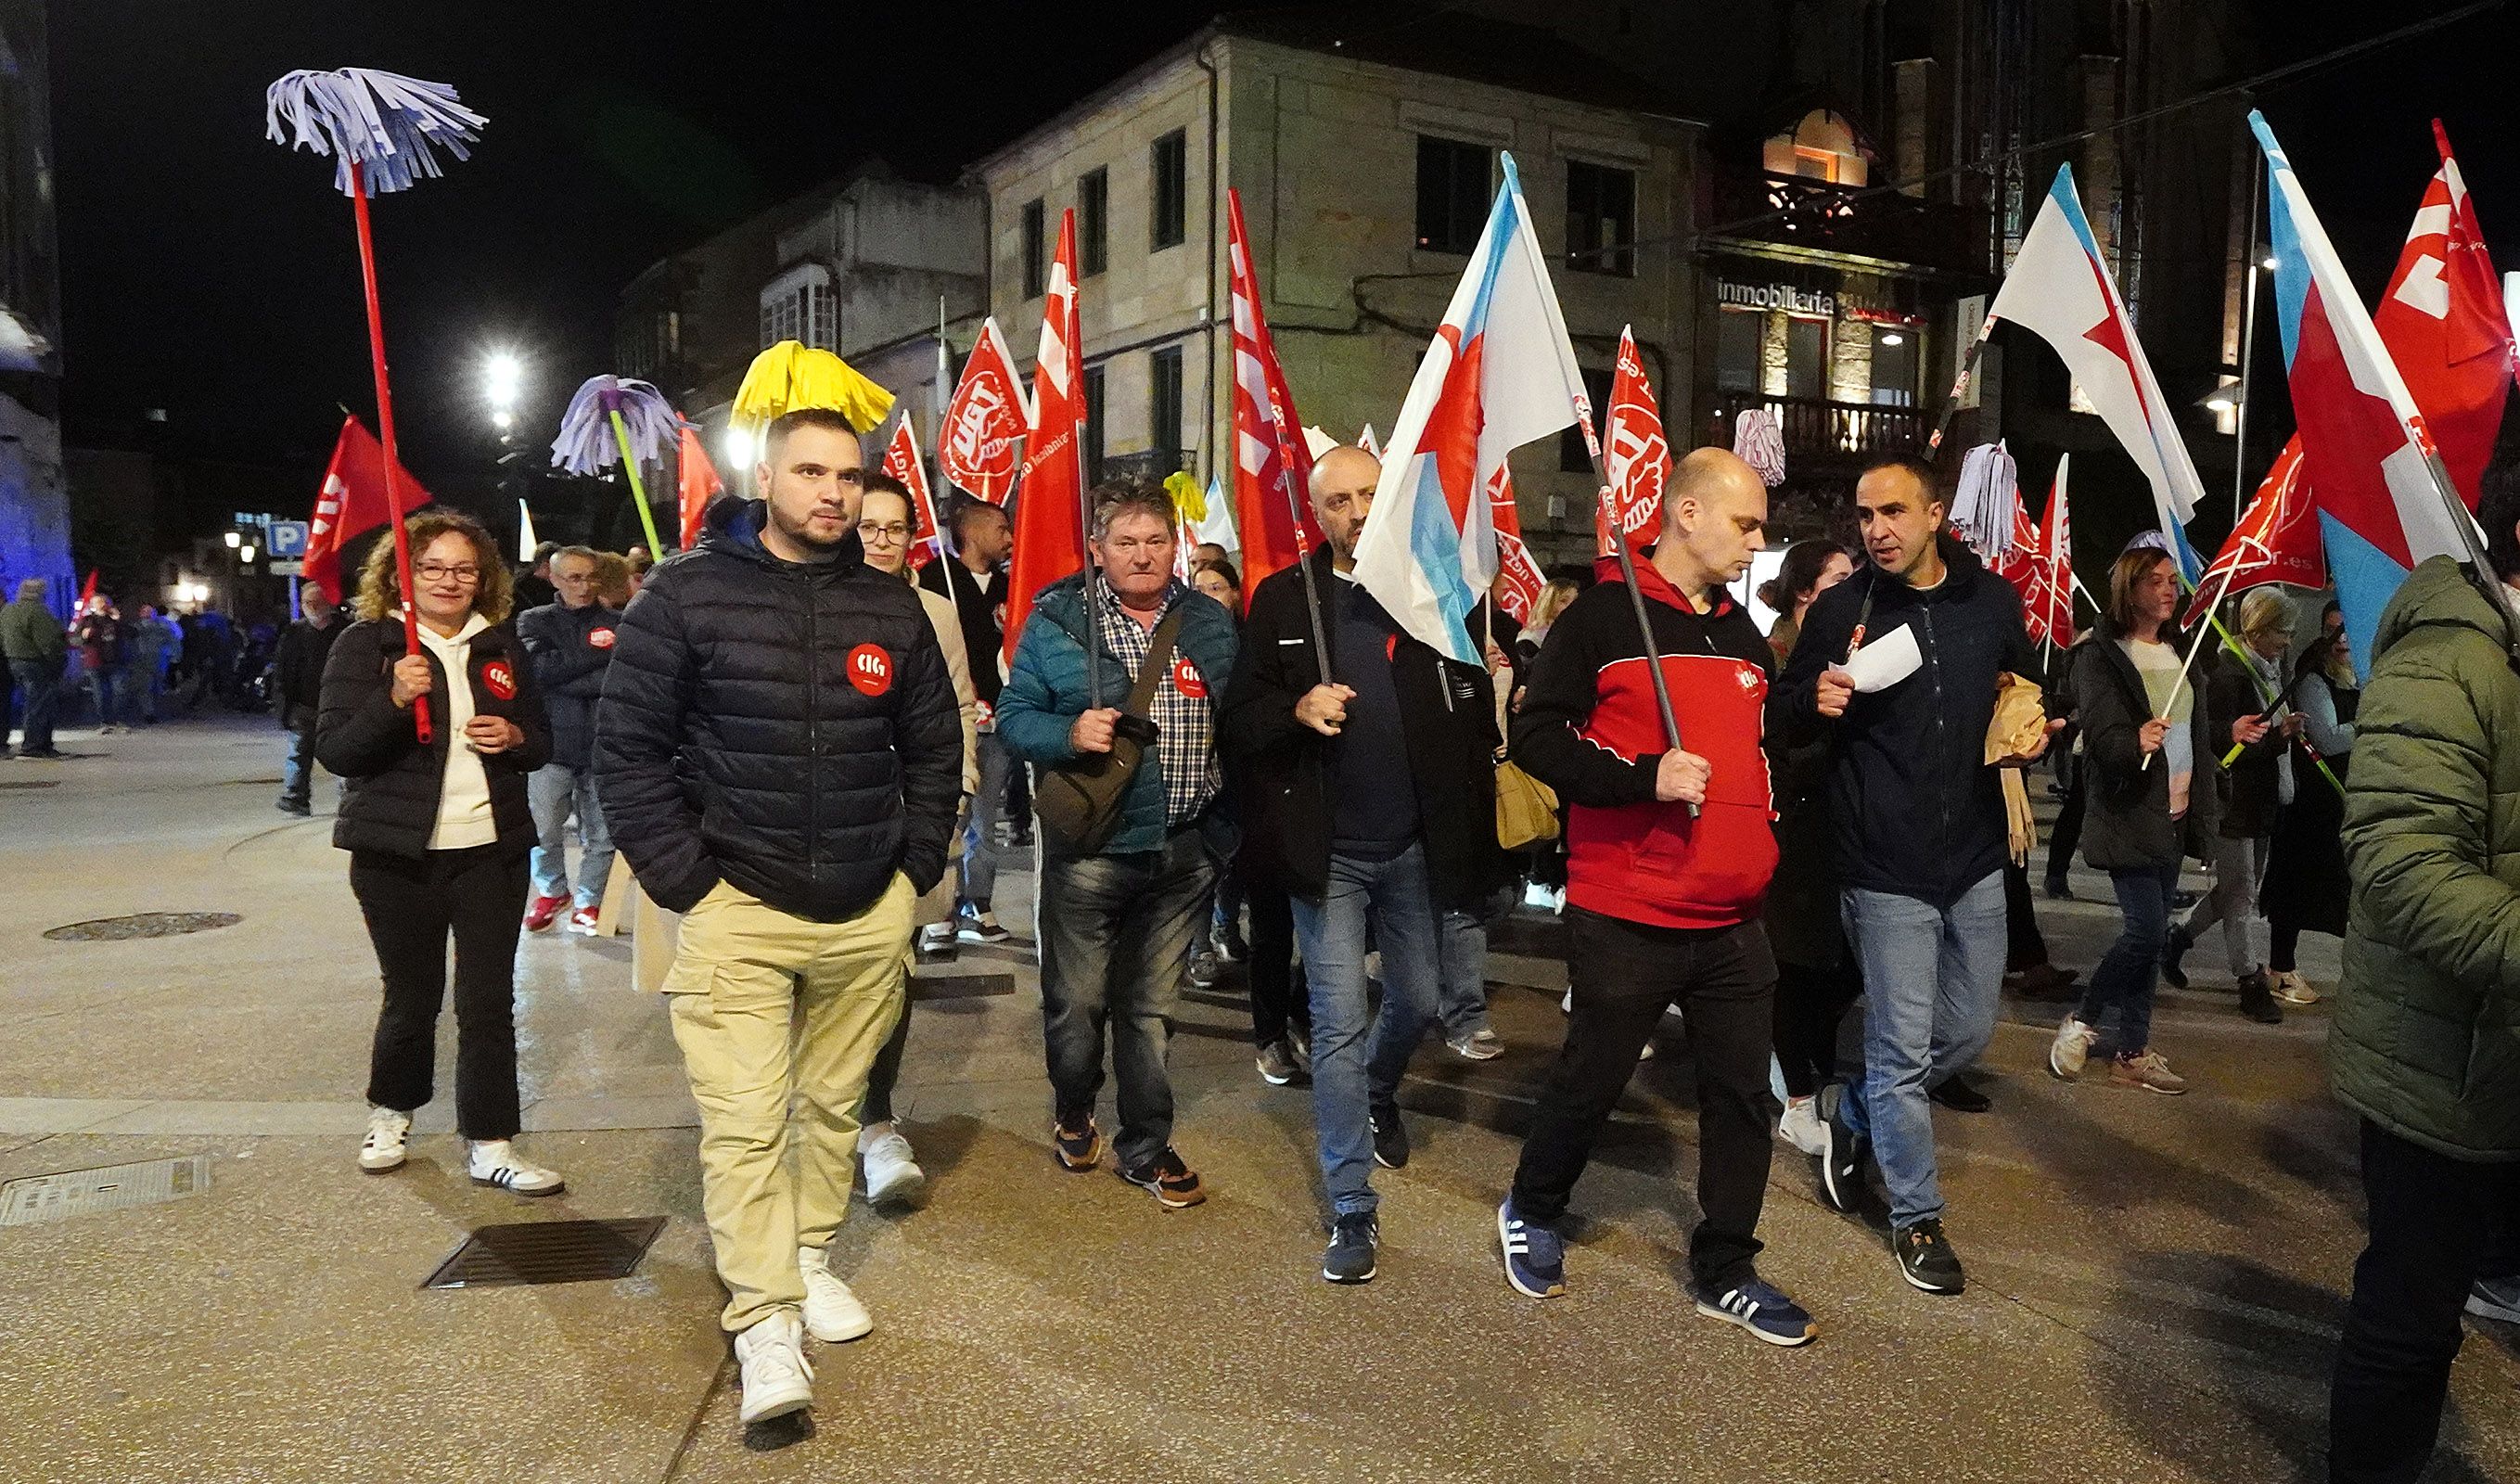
[1573,407,1694,819]
[2233,166,2264,525]
[1268,425,1333,686]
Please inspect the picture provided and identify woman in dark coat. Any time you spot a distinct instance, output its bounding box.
[316,509,562,1195]
[2259,629,2357,1004]
[2048,547,2220,1094]
[1764,538,1859,1152]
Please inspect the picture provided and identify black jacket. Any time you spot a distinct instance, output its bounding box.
[594,498,964,923]
[515,600,620,771]
[2205,647,2288,838]
[2068,623,2220,874]
[1220,545,1505,907]
[1777,535,2041,907]
[314,618,552,859]
[918,557,1008,707]
[275,610,346,729]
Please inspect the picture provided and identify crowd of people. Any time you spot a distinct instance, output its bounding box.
[288,401,2517,1480]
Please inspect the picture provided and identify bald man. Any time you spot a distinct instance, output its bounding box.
[1494,448,1817,1346]
[1220,441,1510,1285]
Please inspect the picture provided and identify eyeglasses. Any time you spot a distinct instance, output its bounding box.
[416,563,480,583]
[860,522,912,541]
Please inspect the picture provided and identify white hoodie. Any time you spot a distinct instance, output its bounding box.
[416,613,499,851]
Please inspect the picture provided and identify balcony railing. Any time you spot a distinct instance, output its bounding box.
[1708,390,1922,462]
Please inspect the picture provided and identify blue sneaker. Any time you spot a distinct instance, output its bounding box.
[1496,1197,1566,1298]
[1693,1275,1818,1348]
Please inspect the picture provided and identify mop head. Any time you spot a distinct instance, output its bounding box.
[1733,408,1786,488]
[1951,441,2022,564]
[732,340,895,435]
[264,68,485,196]
[551,376,681,476]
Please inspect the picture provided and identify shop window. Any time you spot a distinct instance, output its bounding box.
[1784,317,1827,400]
[1716,307,1762,392]
[1870,326,1918,406]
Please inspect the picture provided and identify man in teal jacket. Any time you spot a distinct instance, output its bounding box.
[997,484,1237,1209]
[2328,457,2520,1483]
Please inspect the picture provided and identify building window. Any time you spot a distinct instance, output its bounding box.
[1760,110,1869,186]
[1559,365,1614,473]
[1021,198,1046,300]
[1784,316,1828,400]
[1565,160,1636,277]
[1149,345,1183,472]
[1082,364,1107,485]
[1150,130,1188,251]
[808,281,836,352]
[1079,168,1109,277]
[1870,326,1919,406]
[761,288,803,350]
[1715,307,1763,392]
[1416,135,1493,254]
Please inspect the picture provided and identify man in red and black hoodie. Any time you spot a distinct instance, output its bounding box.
[1494,447,1817,1349]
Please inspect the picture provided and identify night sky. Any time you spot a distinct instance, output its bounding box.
[48,2,2520,540]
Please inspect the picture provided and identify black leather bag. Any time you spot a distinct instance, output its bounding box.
[1033,610,1183,856]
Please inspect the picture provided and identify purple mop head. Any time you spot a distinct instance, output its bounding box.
[551,376,680,476]
[265,68,486,196]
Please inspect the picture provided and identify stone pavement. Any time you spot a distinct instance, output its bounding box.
[2,715,2515,1482]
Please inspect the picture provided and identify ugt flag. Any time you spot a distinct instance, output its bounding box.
[1353,153,1589,664]
[1989,164,2209,580]
[2254,109,2478,680]
[302,415,436,608]
[1004,209,1087,663]
[2182,443,2323,630]
[940,315,1030,505]
[1224,187,1322,602]
[880,415,945,569]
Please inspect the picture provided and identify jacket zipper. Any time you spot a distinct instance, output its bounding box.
[1923,605,1950,890]
[803,569,822,881]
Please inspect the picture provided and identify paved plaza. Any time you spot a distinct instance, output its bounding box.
[1,715,2515,1482]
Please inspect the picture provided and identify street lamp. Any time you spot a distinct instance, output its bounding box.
[224,531,241,549]
[484,350,524,416]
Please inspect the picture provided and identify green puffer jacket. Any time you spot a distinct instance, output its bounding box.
[2335,556,2520,1161]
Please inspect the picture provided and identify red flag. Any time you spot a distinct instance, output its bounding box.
[1989,505,2043,590]
[2032,455,2076,647]
[677,423,722,551]
[1485,464,1545,623]
[302,416,436,608]
[1004,210,1086,663]
[939,316,1030,505]
[77,569,96,612]
[1603,326,1668,545]
[2372,122,2513,505]
[2182,442,2322,628]
[1224,189,1324,603]
[881,417,944,569]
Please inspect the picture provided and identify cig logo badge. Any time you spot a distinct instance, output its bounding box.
[847,644,894,697]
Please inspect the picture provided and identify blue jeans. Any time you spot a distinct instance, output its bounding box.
[956,731,1014,914]
[9,659,59,753]
[1434,882,1516,1041]
[1294,843,1445,1217]
[2081,864,2180,1056]
[281,722,317,807]
[1035,825,1215,1171]
[1840,871,2007,1227]
[528,764,615,909]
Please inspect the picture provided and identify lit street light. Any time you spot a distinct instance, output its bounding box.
[484,350,524,416]
[224,531,241,549]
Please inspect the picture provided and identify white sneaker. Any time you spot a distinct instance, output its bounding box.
[1447,1028,1504,1061]
[359,1107,411,1173]
[860,1128,927,1208]
[798,1245,873,1343]
[733,1311,814,1424]
[2049,1016,2100,1081]
[2273,970,2322,1005]
[1777,1095,1826,1157]
[465,1139,566,1196]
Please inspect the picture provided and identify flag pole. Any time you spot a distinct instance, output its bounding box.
[346,160,429,745]
[2145,551,2243,770]
[1575,409,1694,819]
[2233,166,2264,526]
[1269,429,1333,687]
[1925,306,1999,456]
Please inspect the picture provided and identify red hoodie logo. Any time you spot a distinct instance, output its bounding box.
[482,659,517,700]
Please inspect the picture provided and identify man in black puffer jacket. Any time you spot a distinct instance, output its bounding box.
[595,406,963,1423]
[516,546,620,934]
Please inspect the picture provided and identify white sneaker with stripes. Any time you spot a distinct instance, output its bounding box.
[465,1140,566,1196]
[359,1107,411,1173]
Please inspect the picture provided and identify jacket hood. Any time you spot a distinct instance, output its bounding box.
[2373,555,2518,662]
[694,496,867,575]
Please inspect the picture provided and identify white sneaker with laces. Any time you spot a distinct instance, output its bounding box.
[1777,1095,1826,1157]
[2048,1016,2101,1080]
[360,1107,411,1173]
[734,1311,814,1424]
[798,1245,873,1342]
[465,1139,566,1196]
[1447,1028,1504,1062]
[859,1127,926,1207]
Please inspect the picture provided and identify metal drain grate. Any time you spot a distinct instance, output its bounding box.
[423,1217,666,1289]
[44,912,241,941]
[911,972,1017,1001]
[0,1156,212,1227]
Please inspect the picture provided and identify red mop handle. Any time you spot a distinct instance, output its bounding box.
[347,162,430,743]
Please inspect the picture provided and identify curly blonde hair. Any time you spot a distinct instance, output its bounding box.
[354,509,514,625]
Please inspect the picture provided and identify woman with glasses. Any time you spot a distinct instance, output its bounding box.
[316,510,564,1194]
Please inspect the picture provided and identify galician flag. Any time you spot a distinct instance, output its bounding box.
[1989,164,2209,580]
[1353,152,1589,663]
[2254,109,2480,680]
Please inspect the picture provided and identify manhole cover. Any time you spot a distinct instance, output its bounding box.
[0,1156,212,1227]
[44,912,241,941]
[0,780,57,790]
[425,1217,666,1289]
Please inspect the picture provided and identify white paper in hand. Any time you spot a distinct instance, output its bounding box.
[1843,623,1923,693]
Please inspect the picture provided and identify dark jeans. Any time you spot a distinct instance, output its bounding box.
[2045,755,2087,887]
[351,845,530,1140]
[9,659,59,753]
[1246,880,1310,1049]
[860,995,912,1126]
[2330,1119,2520,1483]
[2081,864,2181,1055]
[1035,825,1215,1171]
[2004,858,2049,971]
[1773,957,1861,1098]
[1511,909,1777,1286]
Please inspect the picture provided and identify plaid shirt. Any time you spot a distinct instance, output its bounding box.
[1094,577,1222,826]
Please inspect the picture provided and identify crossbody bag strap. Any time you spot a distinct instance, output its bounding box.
[1123,609,1188,721]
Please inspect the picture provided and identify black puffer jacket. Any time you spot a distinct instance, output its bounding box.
[315,618,552,859]
[2069,622,2220,873]
[595,498,964,923]
[515,600,620,771]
